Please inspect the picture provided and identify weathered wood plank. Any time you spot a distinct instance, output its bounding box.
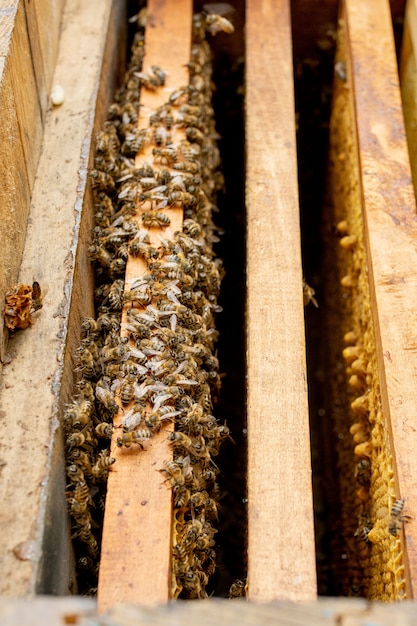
[245,0,317,602]
[0,0,65,357]
[0,0,126,596]
[97,0,192,611]
[6,596,417,626]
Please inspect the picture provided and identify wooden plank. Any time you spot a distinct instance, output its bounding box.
[0,0,65,357]
[8,0,43,189]
[97,0,192,611]
[342,0,417,596]
[0,54,31,362]
[7,596,417,626]
[245,0,317,602]
[400,0,417,193]
[29,0,65,94]
[0,0,125,596]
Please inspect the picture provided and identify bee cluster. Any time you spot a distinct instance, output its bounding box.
[64,11,229,598]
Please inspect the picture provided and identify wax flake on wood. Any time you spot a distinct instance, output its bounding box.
[4,282,43,331]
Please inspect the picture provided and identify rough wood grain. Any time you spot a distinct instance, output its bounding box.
[97,0,192,611]
[0,0,125,596]
[245,0,317,602]
[345,0,417,597]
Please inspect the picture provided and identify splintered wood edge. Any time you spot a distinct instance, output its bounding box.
[97,0,192,611]
[245,0,317,602]
[345,0,417,596]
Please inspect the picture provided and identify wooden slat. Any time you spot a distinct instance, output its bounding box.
[0,0,125,596]
[400,0,417,193]
[344,0,417,595]
[97,0,192,611]
[245,0,317,602]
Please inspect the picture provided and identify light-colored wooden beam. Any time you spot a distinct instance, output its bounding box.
[245,0,317,602]
[97,0,193,611]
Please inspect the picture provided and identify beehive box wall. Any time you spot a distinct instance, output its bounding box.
[0,0,65,363]
[0,0,127,595]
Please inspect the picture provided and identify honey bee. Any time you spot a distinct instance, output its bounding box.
[129,232,159,259]
[109,257,126,279]
[67,464,85,484]
[75,521,98,558]
[95,422,113,438]
[134,65,166,90]
[302,279,318,308]
[68,449,93,477]
[68,399,94,429]
[185,127,205,145]
[205,13,234,34]
[66,428,97,450]
[81,317,100,337]
[121,405,145,432]
[168,191,197,208]
[116,429,152,448]
[90,169,116,194]
[355,459,371,486]
[95,385,119,416]
[76,348,96,379]
[153,125,172,146]
[173,485,191,508]
[88,244,113,268]
[30,281,44,312]
[121,128,149,157]
[69,480,92,516]
[182,569,206,599]
[168,431,197,454]
[389,498,405,536]
[172,160,200,174]
[228,579,247,599]
[92,451,116,479]
[107,279,124,310]
[168,87,189,106]
[119,375,136,405]
[182,219,202,239]
[163,455,193,487]
[152,146,178,164]
[145,406,181,431]
[141,211,171,228]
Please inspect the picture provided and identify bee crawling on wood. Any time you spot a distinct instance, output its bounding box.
[389,498,406,537]
[116,429,153,448]
[141,211,171,229]
[134,65,166,90]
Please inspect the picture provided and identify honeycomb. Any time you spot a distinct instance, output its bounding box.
[321,16,406,600]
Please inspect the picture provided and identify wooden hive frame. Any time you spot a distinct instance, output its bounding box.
[2,0,417,614]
